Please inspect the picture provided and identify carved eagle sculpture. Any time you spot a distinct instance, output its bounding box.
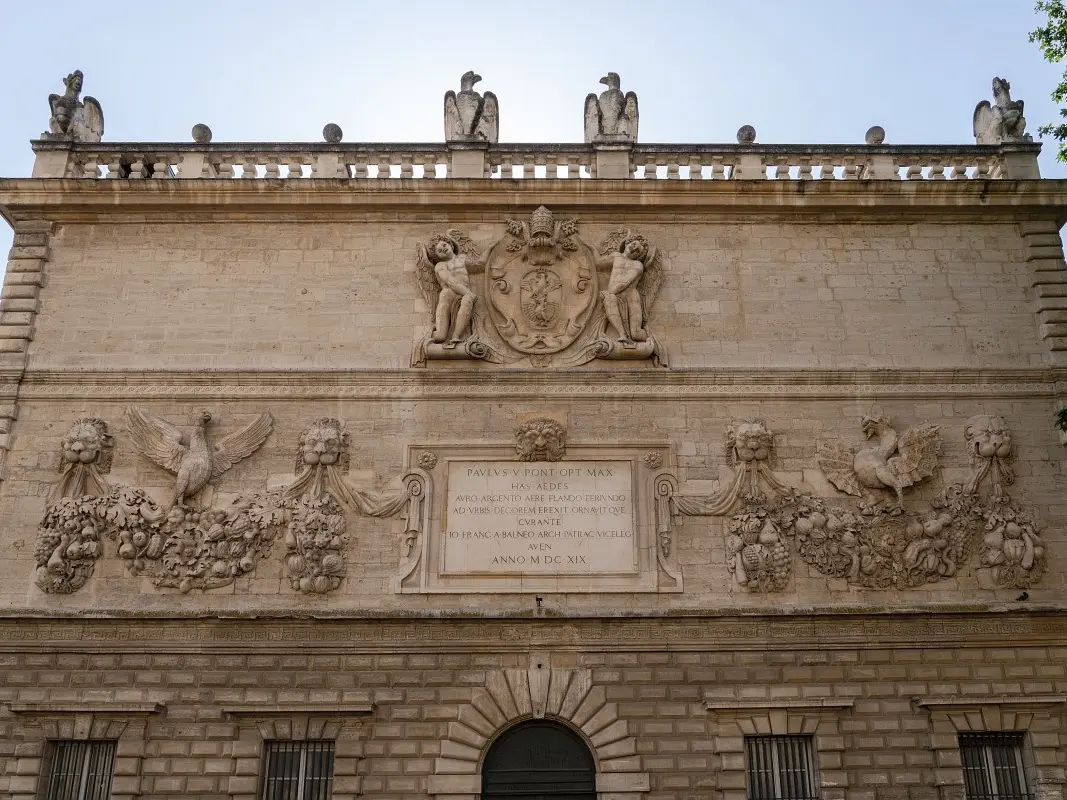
[125,406,273,507]
[817,411,941,513]
[584,72,638,143]
[444,71,498,143]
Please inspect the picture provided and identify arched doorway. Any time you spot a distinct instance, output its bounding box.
[481,720,596,799]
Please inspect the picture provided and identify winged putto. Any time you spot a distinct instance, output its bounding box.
[584,72,638,143]
[125,407,273,507]
[415,229,485,348]
[44,70,104,142]
[594,229,663,347]
[817,409,941,514]
[444,71,498,143]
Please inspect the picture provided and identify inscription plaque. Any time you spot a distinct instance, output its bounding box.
[397,443,679,594]
[444,460,635,575]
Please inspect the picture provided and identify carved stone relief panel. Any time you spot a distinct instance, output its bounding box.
[33,413,418,596]
[397,421,677,594]
[662,414,1047,593]
[411,208,668,368]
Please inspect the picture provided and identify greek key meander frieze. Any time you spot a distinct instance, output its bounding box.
[0,615,1061,649]
[30,410,1052,596]
[13,375,1063,401]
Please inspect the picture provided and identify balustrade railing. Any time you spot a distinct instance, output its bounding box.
[30,140,1041,181]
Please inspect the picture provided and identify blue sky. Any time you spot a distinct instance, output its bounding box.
[1,0,1065,269]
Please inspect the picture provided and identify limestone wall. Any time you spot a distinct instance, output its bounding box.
[0,193,1064,613]
[0,616,1063,800]
[24,219,1043,370]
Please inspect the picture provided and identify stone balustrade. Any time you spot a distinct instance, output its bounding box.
[30,139,1042,181]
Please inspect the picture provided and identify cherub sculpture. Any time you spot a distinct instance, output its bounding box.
[125,407,273,507]
[595,230,663,347]
[444,71,498,143]
[974,77,1031,144]
[817,409,942,514]
[44,70,104,142]
[584,72,638,143]
[415,230,485,348]
[47,418,114,505]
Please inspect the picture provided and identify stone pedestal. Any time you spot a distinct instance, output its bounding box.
[995,147,1041,179]
[30,142,72,178]
[593,142,633,179]
[448,142,489,178]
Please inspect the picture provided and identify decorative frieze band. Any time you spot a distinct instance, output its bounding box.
[28,407,1054,598]
[12,370,1065,402]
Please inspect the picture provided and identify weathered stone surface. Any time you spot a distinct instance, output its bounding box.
[1,105,1066,798]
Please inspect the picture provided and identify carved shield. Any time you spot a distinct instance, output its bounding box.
[485,243,598,354]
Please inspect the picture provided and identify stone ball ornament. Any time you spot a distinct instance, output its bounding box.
[322,123,343,143]
[191,123,212,144]
[736,125,757,145]
[865,125,885,145]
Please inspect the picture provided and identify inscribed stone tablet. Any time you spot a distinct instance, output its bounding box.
[443,461,635,575]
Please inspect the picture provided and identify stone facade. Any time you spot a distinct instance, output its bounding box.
[0,83,1066,798]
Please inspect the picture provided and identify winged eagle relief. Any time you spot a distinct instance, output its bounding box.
[125,407,273,507]
[817,409,942,514]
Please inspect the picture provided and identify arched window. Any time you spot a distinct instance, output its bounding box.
[481,720,596,800]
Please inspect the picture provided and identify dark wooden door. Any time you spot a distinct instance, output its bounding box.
[481,721,596,799]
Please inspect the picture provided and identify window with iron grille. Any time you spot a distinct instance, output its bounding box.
[260,740,335,800]
[959,732,1034,800]
[37,740,116,800]
[744,735,820,800]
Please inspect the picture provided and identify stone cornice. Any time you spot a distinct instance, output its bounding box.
[223,705,374,717]
[15,367,1067,401]
[913,695,1067,709]
[704,698,855,713]
[7,702,165,714]
[2,178,1066,224]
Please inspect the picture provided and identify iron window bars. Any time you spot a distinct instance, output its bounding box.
[37,740,116,800]
[959,732,1033,800]
[260,740,335,800]
[744,734,820,800]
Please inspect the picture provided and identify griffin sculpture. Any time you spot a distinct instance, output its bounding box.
[444,71,498,143]
[973,77,1031,144]
[125,407,273,507]
[45,70,104,142]
[817,410,941,513]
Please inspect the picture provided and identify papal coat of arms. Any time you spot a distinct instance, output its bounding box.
[412,206,668,367]
[488,207,595,354]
